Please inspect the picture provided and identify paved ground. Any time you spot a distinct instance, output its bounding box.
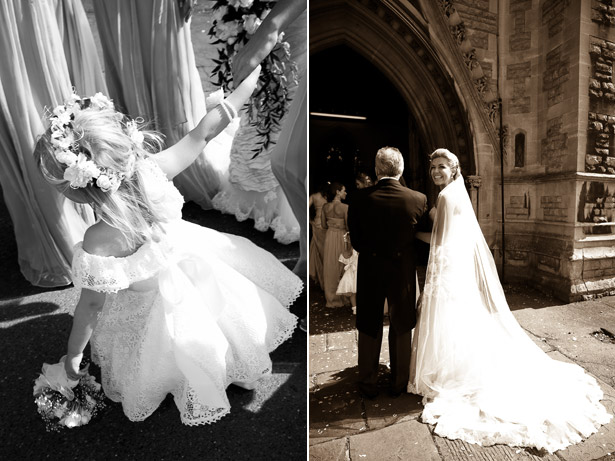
[309,280,615,461]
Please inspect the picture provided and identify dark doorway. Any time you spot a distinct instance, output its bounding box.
[309,45,428,195]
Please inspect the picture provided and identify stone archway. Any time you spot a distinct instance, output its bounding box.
[310,0,475,201]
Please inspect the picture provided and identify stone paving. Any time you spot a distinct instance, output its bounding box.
[309,281,615,461]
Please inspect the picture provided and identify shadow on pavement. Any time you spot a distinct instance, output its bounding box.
[310,364,424,443]
[0,301,59,323]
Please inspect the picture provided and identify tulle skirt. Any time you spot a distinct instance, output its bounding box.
[90,219,302,425]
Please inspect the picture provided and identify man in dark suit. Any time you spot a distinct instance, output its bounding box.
[347,146,429,398]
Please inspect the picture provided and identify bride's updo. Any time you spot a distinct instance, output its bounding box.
[429,148,461,180]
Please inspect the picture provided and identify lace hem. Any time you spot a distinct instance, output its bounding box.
[268,314,298,353]
[212,189,300,244]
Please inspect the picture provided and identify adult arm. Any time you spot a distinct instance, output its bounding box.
[347,202,362,253]
[415,195,432,244]
[231,0,307,83]
[321,203,329,229]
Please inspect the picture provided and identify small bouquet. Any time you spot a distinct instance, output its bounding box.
[33,356,106,432]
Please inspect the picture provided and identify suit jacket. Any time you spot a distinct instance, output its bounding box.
[347,178,428,336]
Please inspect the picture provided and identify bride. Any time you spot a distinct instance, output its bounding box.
[409,148,612,453]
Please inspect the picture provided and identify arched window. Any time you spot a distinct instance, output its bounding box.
[514,132,525,168]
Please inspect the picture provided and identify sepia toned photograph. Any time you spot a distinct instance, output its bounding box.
[308,1,615,460]
[0,0,306,459]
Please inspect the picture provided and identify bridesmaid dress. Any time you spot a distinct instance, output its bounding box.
[92,0,227,210]
[0,0,102,287]
[321,200,348,307]
[309,192,328,288]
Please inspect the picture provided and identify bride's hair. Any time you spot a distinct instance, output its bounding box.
[35,103,168,248]
[429,148,461,179]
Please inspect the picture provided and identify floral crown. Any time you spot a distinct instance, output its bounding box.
[47,92,144,193]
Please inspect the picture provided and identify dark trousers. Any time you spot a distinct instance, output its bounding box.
[358,324,412,393]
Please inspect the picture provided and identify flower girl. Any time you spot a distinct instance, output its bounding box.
[34,66,303,426]
[336,232,358,314]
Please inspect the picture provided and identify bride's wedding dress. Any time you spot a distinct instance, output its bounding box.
[409,175,611,453]
[71,157,302,425]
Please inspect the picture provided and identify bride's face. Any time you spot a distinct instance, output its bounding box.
[430,158,454,188]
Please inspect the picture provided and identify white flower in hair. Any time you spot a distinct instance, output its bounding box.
[95,174,112,192]
[126,121,144,145]
[63,153,100,189]
[90,92,114,110]
[51,130,75,150]
[90,92,112,109]
[52,110,72,129]
[95,173,121,193]
[55,150,78,166]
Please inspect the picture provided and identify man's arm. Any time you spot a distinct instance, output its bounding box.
[347,200,362,253]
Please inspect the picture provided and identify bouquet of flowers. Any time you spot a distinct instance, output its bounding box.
[208,0,299,157]
[33,356,106,432]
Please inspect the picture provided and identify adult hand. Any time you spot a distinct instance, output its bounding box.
[231,0,306,84]
[231,29,277,84]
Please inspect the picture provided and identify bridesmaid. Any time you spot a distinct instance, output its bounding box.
[321,182,349,307]
[92,0,225,210]
[0,0,103,287]
[309,183,329,288]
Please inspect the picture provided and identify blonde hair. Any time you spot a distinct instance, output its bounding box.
[429,148,461,179]
[36,105,167,248]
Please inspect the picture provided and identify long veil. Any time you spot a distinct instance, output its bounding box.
[408,175,611,453]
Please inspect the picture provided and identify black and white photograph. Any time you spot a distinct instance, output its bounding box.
[308,1,615,460]
[0,0,306,459]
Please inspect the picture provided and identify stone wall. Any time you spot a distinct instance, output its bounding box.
[507,62,531,114]
[542,45,571,108]
[540,116,569,171]
[540,194,568,222]
[587,37,615,173]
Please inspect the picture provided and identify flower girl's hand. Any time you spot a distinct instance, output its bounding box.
[200,65,261,142]
[64,353,85,382]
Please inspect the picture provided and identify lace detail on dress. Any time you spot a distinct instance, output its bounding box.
[137,156,184,223]
[71,240,172,294]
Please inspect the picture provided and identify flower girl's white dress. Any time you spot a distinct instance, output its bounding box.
[70,157,302,425]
